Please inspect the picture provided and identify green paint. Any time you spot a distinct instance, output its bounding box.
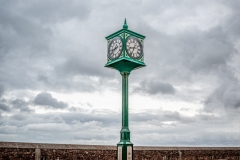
[105,19,146,160]
[121,72,130,139]
[123,18,128,29]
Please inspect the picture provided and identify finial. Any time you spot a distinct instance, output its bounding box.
[123,18,128,29]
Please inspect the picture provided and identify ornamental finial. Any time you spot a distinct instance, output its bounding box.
[123,18,128,29]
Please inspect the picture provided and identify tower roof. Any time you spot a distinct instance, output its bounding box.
[123,18,128,29]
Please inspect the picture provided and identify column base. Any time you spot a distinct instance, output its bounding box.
[117,141,133,160]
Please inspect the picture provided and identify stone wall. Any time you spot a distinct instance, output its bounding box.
[0,142,240,160]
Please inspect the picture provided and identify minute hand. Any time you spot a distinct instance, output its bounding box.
[132,45,138,53]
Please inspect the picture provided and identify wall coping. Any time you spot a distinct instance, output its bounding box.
[0,142,239,150]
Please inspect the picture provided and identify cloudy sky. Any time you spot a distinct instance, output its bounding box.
[0,0,240,146]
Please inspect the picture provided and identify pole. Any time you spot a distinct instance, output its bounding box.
[121,71,130,141]
[117,71,133,160]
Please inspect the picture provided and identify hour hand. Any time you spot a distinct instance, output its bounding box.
[113,45,118,51]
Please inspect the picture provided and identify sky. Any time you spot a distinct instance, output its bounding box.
[0,0,240,146]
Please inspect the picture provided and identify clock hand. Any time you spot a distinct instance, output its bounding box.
[129,45,137,53]
[133,45,137,50]
[113,45,118,51]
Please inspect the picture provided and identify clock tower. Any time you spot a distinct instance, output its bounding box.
[105,19,146,160]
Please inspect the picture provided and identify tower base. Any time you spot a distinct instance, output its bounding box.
[117,141,133,160]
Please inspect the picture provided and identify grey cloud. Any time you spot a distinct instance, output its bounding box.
[0,0,111,93]
[0,103,10,112]
[0,85,4,97]
[163,111,180,120]
[187,27,235,72]
[74,134,117,141]
[38,75,49,84]
[195,132,240,146]
[223,1,240,39]
[196,114,219,122]
[36,72,98,93]
[56,56,112,78]
[51,56,117,93]
[33,92,67,109]
[130,110,195,124]
[11,99,32,112]
[0,7,52,54]
[0,106,237,145]
[0,2,52,90]
[134,80,176,95]
[62,110,120,126]
[47,77,97,93]
[48,115,65,123]
[132,17,236,86]
[235,101,240,108]
[204,82,240,112]
[25,123,70,132]
[133,130,240,146]
[11,114,27,121]
[165,27,233,73]
[0,125,18,134]
[24,0,91,23]
[0,0,91,53]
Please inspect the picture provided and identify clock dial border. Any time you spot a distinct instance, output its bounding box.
[108,37,123,60]
[126,36,143,60]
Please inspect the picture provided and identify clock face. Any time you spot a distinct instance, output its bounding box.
[108,37,123,60]
[126,37,143,59]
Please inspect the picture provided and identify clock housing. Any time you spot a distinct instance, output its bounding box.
[105,19,146,73]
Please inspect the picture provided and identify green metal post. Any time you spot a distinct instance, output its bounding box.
[117,71,133,160]
[121,71,130,140]
[105,19,146,160]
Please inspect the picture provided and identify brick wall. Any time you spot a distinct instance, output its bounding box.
[0,142,240,160]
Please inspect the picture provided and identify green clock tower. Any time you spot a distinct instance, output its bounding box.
[105,19,146,160]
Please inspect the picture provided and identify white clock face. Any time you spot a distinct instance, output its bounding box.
[126,37,143,59]
[108,37,123,60]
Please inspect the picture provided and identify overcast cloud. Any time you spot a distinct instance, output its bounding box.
[0,0,239,146]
